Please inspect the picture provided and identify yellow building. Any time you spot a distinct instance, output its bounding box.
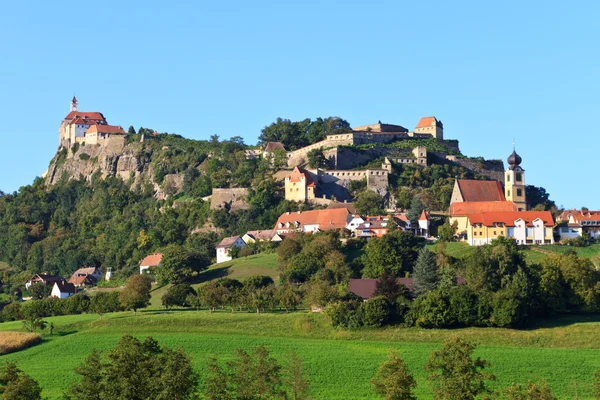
[285,167,315,202]
[504,148,527,211]
[465,211,554,246]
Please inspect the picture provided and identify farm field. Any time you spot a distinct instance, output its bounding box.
[2,311,600,399]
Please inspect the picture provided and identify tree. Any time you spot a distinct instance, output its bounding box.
[412,247,438,297]
[375,272,401,301]
[307,148,329,169]
[437,221,457,242]
[128,126,136,134]
[285,352,311,400]
[498,381,557,400]
[371,350,416,400]
[157,244,210,284]
[594,368,600,400]
[65,335,198,400]
[362,231,421,278]
[119,274,152,314]
[162,283,196,309]
[355,190,385,216]
[425,337,495,400]
[0,362,42,400]
[90,291,121,320]
[277,284,302,312]
[360,296,392,327]
[407,197,425,226]
[205,346,285,400]
[29,283,49,300]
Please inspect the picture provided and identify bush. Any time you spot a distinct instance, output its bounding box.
[78,153,90,161]
[325,300,362,328]
[162,284,196,308]
[1,302,22,322]
[407,290,451,328]
[360,296,392,328]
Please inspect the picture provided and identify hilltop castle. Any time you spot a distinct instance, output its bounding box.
[59,97,125,148]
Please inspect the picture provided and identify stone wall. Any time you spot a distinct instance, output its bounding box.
[210,188,250,211]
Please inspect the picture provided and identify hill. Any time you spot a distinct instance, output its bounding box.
[2,310,600,399]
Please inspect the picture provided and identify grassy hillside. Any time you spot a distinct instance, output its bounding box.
[426,241,600,265]
[1,311,600,399]
[148,252,279,308]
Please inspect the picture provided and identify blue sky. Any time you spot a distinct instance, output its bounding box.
[0,1,598,208]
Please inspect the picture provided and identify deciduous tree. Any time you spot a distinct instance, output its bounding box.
[119,274,152,314]
[371,350,416,400]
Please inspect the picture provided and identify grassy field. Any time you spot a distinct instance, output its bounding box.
[2,311,600,399]
[148,252,279,308]
[0,331,41,354]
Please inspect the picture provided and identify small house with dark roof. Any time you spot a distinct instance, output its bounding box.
[51,281,77,299]
[69,267,102,287]
[242,230,283,244]
[25,274,65,289]
[216,236,246,264]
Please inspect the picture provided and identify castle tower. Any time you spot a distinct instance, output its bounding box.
[505,147,527,211]
[70,96,78,112]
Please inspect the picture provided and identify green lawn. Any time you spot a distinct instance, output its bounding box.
[2,311,600,399]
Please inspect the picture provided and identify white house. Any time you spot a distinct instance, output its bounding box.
[418,210,430,237]
[50,282,76,299]
[216,236,246,264]
[139,253,163,274]
[346,215,365,233]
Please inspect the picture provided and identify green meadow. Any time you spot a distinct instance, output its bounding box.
[2,310,600,399]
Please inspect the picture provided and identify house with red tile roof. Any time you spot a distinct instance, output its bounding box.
[465,211,554,246]
[216,236,246,263]
[242,230,283,244]
[414,116,444,139]
[69,267,102,287]
[285,167,316,202]
[450,179,506,204]
[139,253,163,274]
[83,124,126,145]
[274,208,353,234]
[557,209,600,240]
[449,201,518,235]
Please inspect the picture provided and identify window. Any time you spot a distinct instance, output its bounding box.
[517,188,522,197]
[507,190,511,197]
[516,173,522,182]
[494,231,497,235]
[507,175,511,182]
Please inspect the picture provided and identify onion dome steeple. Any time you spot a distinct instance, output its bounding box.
[507,147,522,170]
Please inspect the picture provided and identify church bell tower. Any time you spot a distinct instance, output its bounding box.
[505,147,527,211]
[70,96,78,112]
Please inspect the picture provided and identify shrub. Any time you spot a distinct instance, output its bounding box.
[78,153,90,161]
[325,300,362,328]
[1,302,22,321]
[162,284,196,308]
[360,296,392,328]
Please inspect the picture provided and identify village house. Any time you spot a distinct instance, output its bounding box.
[242,230,283,244]
[25,274,65,290]
[417,210,431,238]
[82,124,126,145]
[449,201,518,236]
[274,208,353,234]
[556,209,600,240]
[139,253,163,275]
[465,211,554,246]
[216,236,246,263]
[69,267,102,288]
[50,281,77,299]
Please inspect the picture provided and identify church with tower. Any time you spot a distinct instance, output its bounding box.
[448,147,555,246]
[59,97,124,148]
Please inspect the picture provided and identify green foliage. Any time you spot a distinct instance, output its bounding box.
[119,275,152,314]
[412,247,438,297]
[90,291,122,319]
[259,116,351,150]
[355,190,385,216]
[360,296,392,327]
[205,345,310,400]
[0,362,42,400]
[496,380,557,400]
[307,148,329,169]
[78,153,90,161]
[156,244,210,284]
[371,350,417,400]
[425,337,495,400]
[438,221,457,242]
[162,283,196,309]
[361,231,422,278]
[29,283,49,300]
[64,335,198,400]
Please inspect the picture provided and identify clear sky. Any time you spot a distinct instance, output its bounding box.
[0,1,598,208]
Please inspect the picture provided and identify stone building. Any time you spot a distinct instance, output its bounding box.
[284,167,315,202]
[59,97,107,147]
[504,148,527,211]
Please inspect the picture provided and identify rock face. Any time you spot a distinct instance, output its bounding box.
[46,136,152,189]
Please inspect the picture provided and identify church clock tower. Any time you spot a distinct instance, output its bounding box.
[505,148,527,211]
[70,96,78,112]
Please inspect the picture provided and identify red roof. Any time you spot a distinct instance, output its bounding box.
[245,230,277,241]
[467,211,554,227]
[69,275,98,286]
[287,167,315,187]
[65,111,106,121]
[275,208,351,231]
[450,201,517,216]
[415,116,439,128]
[419,210,430,221]
[558,209,600,223]
[86,125,125,134]
[140,253,163,267]
[456,180,506,202]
